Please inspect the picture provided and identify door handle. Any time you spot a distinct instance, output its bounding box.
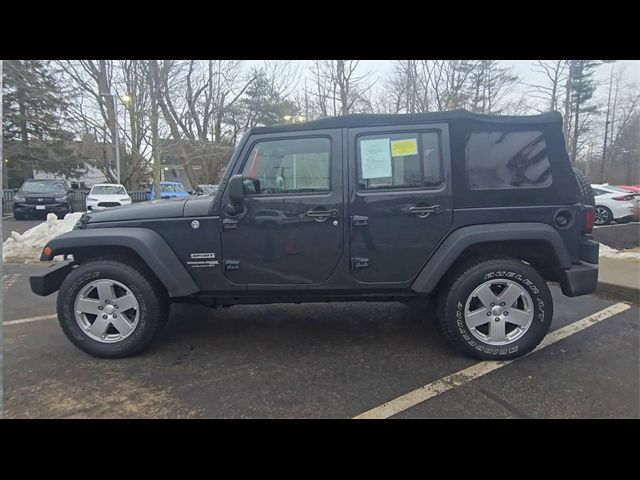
[306,209,339,222]
[409,205,443,217]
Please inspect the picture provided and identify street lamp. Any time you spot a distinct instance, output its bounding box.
[283,115,305,124]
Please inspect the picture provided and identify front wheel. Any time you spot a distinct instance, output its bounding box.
[437,258,553,360]
[57,258,169,358]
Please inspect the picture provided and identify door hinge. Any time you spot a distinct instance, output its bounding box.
[352,215,368,226]
[222,219,239,230]
[224,260,240,271]
[351,257,369,269]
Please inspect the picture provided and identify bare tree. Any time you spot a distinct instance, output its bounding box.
[306,60,376,118]
[526,60,569,112]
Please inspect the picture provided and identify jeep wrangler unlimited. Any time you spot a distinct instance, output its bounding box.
[30,110,599,360]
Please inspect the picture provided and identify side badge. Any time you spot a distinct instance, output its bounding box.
[191,220,200,230]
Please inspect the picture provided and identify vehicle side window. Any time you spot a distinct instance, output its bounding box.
[592,188,606,196]
[356,132,443,190]
[241,137,331,195]
[465,130,552,189]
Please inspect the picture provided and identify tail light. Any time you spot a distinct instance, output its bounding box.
[612,195,635,201]
[584,208,594,233]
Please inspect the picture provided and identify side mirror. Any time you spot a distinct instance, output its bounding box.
[68,189,75,195]
[228,175,245,203]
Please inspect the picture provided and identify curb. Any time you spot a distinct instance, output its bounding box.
[595,281,639,304]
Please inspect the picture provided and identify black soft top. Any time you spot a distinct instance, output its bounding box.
[251,109,563,134]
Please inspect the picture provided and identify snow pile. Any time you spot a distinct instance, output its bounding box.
[599,243,640,261]
[3,213,84,263]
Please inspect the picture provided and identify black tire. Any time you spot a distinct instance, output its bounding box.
[573,167,595,206]
[437,257,553,360]
[13,212,26,220]
[57,258,170,358]
[594,205,613,225]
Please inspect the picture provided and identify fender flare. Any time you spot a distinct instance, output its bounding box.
[42,227,199,297]
[411,222,572,293]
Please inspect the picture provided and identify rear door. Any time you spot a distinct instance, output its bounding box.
[348,123,453,284]
[220,129,344,285]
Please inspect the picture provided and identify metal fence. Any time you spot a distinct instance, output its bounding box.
[3,189,149,215]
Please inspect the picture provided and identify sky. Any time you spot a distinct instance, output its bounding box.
[249,59,640,109]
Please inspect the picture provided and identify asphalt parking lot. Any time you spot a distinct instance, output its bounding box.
[3,258,638,418]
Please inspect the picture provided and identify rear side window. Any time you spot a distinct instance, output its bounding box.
[357,131,442,190]
[466,130,552,189]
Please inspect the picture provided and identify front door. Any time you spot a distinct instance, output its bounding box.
[348,123,453,284]
[220,130,344,285]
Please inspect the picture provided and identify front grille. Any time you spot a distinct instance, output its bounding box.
[26,197,55,204]
[97,202,121,207]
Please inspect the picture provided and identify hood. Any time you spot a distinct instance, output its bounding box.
[87,194,130,201]
[18,191,68,198]
[85,197,188,224]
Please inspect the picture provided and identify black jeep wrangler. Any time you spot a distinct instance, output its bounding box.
[30,110,598,360]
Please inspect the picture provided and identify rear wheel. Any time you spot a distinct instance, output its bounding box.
[437,258,553,360]
[57,258,169,358]
[594,206,613,225]
[13,212,26,220]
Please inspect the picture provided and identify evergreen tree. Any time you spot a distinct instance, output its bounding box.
[226,68,299,142]
[566,60,600,164]
[2,60,86,185]
[467,60,518,114]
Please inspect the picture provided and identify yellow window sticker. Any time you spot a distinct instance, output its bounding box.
[391,138,418,157]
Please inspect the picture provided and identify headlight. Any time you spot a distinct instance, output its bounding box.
[13,196,26,203]
[55,196,67,202]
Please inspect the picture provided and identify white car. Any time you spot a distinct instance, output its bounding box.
[85,184,132,212]
[590,184,638,225]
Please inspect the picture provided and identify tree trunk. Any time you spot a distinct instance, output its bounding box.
[563,62,572,147]
[600,65,614,182]
[570,62,583,165]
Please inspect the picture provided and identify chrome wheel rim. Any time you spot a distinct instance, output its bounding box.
[464,279,534,346]
[74,279,140,343]
[594,207,609,225]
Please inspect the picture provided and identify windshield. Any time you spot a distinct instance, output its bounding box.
[161,183,185,193]
[20,182,67,194]
[91,185,126,195]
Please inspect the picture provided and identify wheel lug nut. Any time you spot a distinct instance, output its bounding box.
[494,317,500,322]
[102,315,107,319]
[500,302,505,306]
[105,300,110,304]
[490,302,495,306]
[504,311,509,316]
[486,312,491,316]
[98,306,103,310]
[113,314,117,318]
[114,305,118,309]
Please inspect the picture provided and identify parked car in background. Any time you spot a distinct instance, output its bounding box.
[194,184,218,196]
[145,181,190,201]
[85,184,132,212]
[591,184,638,225]
[616,185,640,194]
[12,179,74,220]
